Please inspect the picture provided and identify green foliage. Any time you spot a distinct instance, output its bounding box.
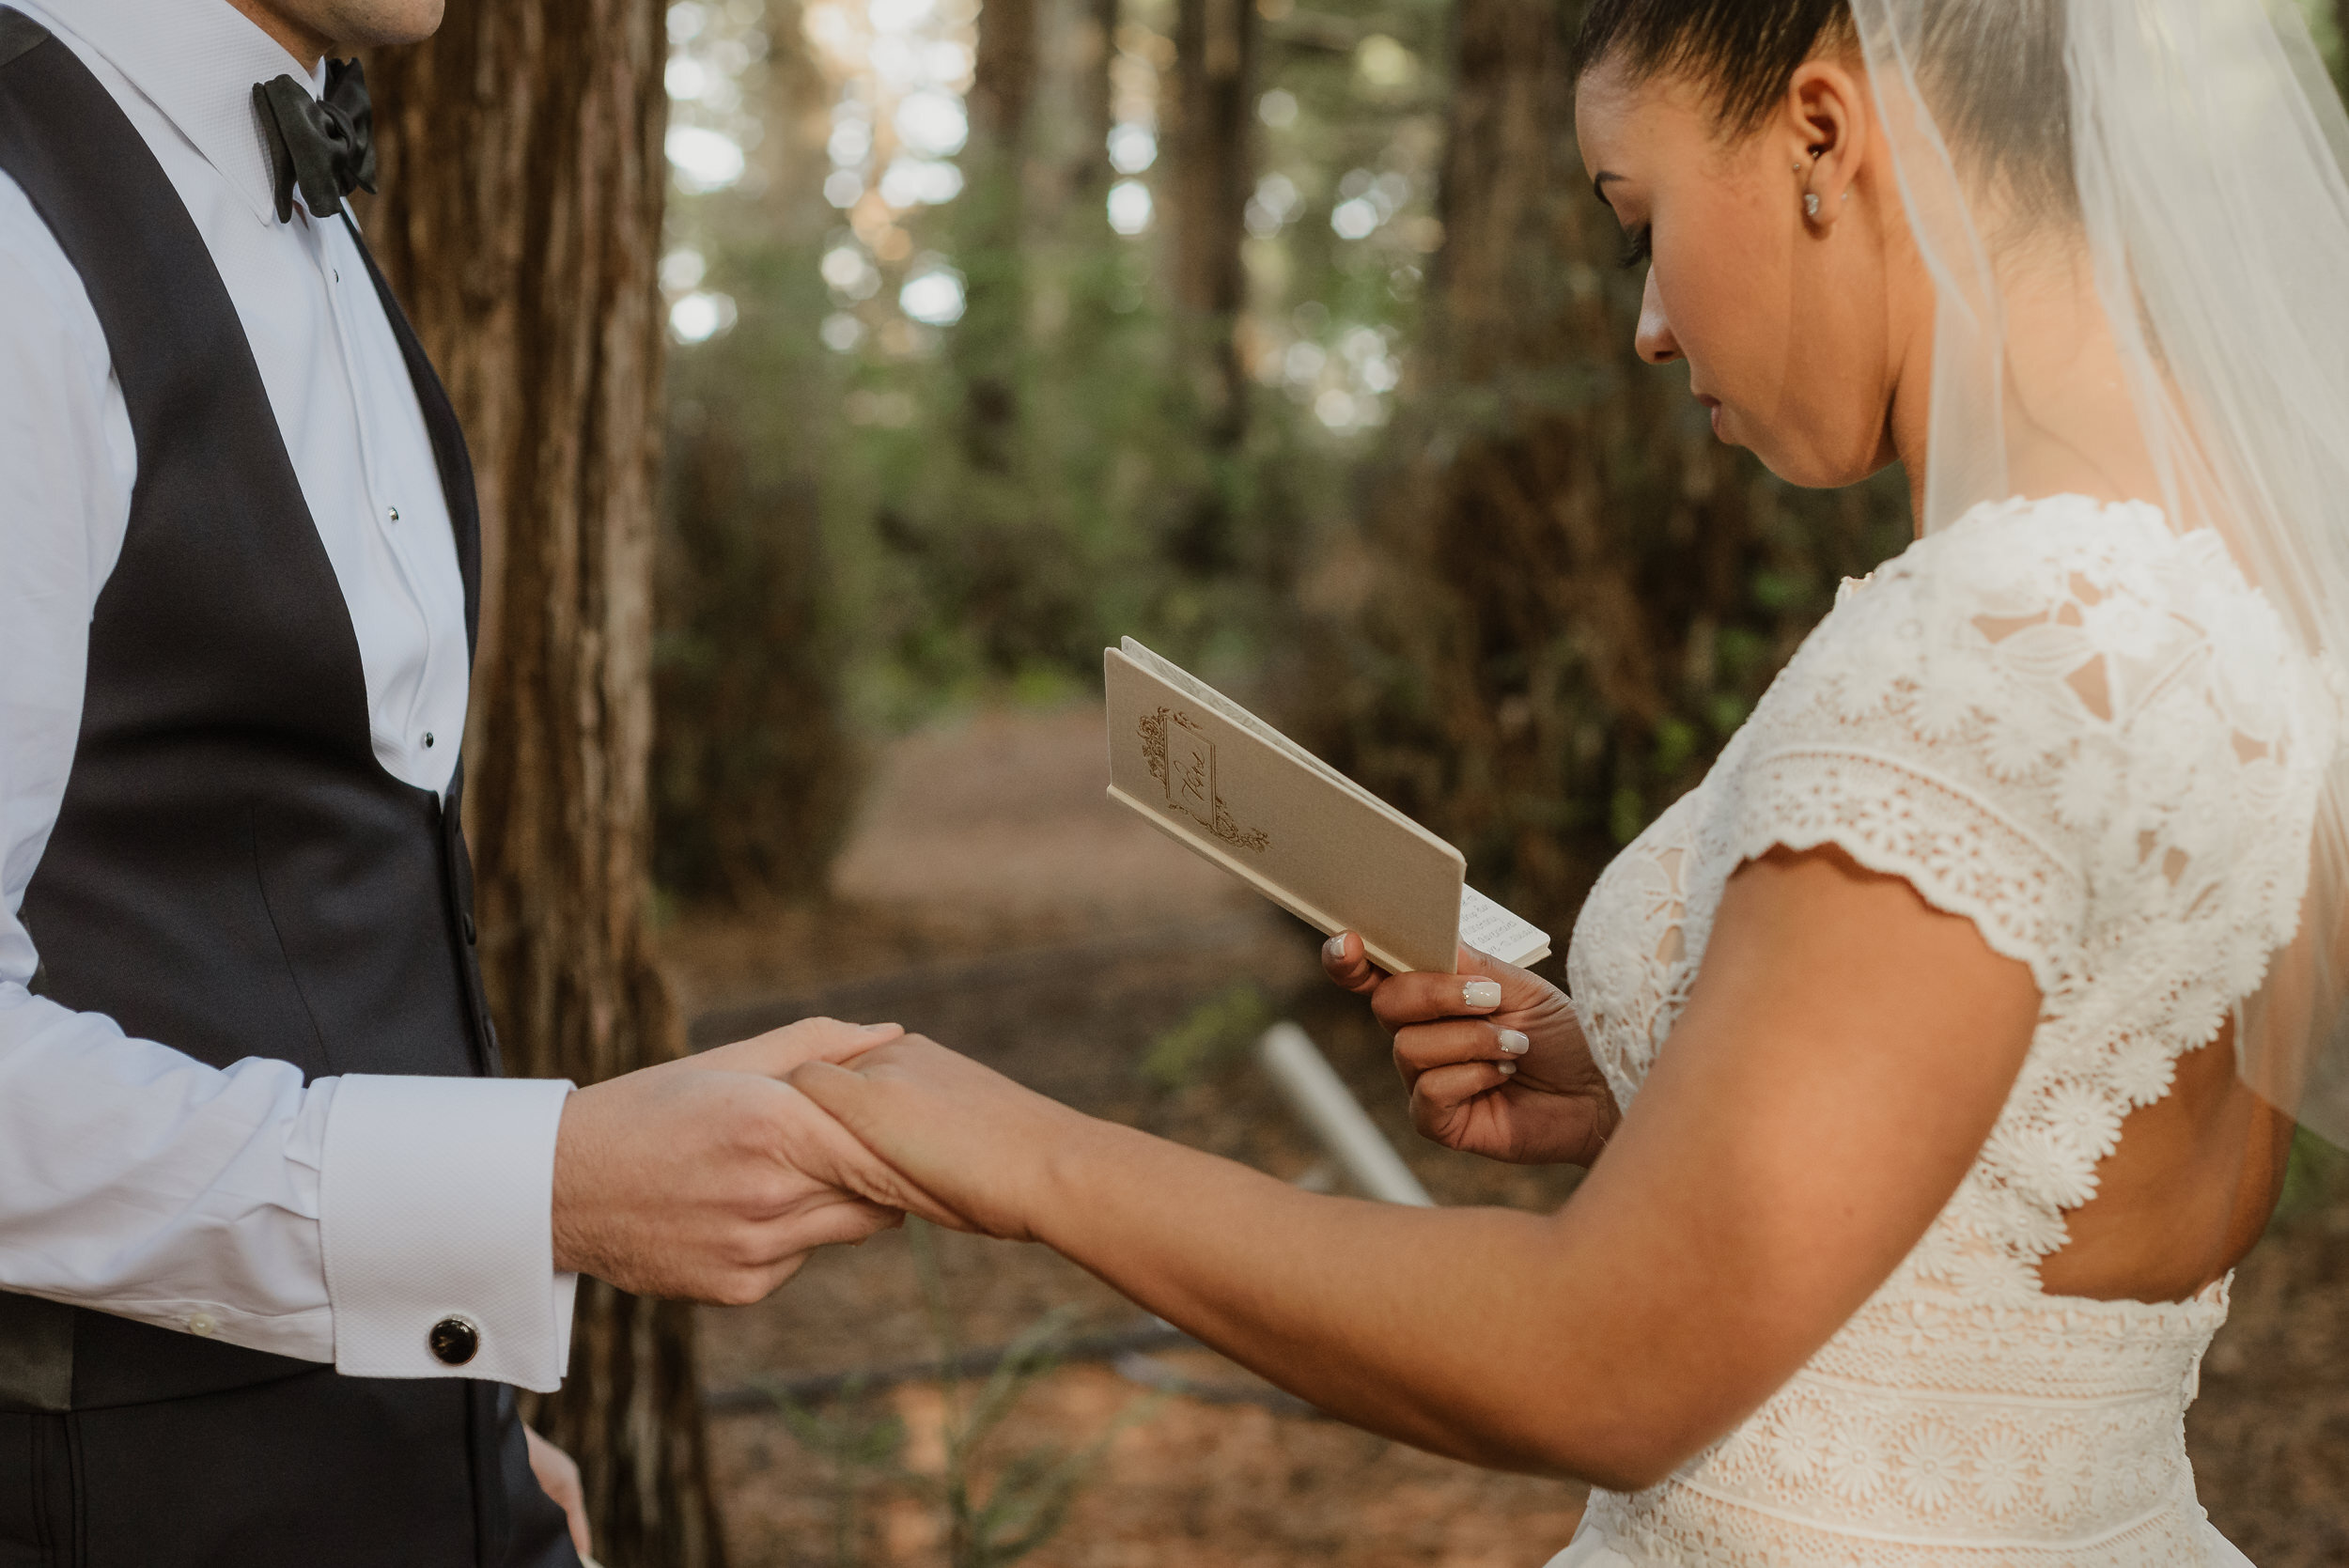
[2273,1125,2349,1229]
[765,1221,1159,1567]
[1139,980,1275,1091]
[910,1221,1159,1568]
[763,1377,909,1568]
[659,238,867,902]
[649,0,1912,920]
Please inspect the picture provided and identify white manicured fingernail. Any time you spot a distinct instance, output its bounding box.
[1324,934,1346,961]
[1463,979,1502,1009]
[1498,1029,1529,1056]
[1497,1062,1517,1076]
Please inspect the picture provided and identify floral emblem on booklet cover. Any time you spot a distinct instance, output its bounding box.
[1138,707,1270,853]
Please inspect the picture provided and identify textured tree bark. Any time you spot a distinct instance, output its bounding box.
[1168,0,1254,446]
[364,4,726,1564]
[1298,0,1876,932]
[1408,0,1723,910]
[1074,0,1120,197]
[958,0,1040,470]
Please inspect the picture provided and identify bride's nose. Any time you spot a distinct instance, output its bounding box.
[1634,269,1681,365]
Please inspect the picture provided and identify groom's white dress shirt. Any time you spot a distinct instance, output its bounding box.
[0,0,577,1390]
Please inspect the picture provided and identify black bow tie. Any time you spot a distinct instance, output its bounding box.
[253,57,376,224]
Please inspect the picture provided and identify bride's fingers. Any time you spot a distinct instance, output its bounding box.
[692,1017,906,1079]
[1371,970,1510,1032]
[1370,945,1548,1031]
[1319,931,1385,995]
[1408,1061,1516,1132]
[773,1077,973,1229]
[1392,1018,1529,1084]
[785,1060,981,1231]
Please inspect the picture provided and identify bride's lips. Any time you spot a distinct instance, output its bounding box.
[1694,392,1723,437]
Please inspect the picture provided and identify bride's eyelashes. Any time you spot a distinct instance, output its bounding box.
[1616,225,1653,271]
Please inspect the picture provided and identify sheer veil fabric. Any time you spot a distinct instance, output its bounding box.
[1852,0,2349,1141]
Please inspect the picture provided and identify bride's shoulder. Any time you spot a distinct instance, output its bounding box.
[1861,492,2214,603]
[1826,492,2292,659]
[1785,490,2338,757]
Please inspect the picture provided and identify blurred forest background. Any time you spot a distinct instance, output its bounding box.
[649,0,1920,931]
[553,0,2349,1561]
[649,0,2348,929]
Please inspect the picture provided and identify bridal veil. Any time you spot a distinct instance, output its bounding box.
[1851,0,2349,1143]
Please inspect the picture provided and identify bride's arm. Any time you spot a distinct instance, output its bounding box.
[791,845,2038,1490]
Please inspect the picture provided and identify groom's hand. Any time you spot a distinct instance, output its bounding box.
[549,1018,909,1304]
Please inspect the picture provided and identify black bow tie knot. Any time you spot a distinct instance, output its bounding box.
[254,57,376,224]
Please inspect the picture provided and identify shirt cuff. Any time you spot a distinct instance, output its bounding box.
[319,1073,577,1390]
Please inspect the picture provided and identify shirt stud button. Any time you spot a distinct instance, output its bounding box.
[187,1312,218,1338]
[423,732,436,749]
[387,505,400,521]
[428,1315,480,1367]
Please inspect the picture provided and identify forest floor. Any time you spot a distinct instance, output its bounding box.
[661,701,2349,1568]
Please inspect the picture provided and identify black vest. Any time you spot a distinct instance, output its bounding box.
[0,10,499,1413]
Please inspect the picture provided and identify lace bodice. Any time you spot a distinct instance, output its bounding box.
[1561,497,2339,1566]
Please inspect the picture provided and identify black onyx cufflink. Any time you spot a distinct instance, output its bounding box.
[429,1315,481,1367]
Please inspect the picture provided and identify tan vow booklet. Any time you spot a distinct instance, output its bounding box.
[1105,638,1550,974]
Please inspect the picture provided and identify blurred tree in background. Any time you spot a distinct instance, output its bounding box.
[1291,0,1906,932]
[646,0,1901,938]
[646,0,2344,944]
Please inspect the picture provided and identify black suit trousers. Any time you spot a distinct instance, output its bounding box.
[0,1372,578,1568]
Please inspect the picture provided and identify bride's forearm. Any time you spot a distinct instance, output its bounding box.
[1027,1112,1668,1487]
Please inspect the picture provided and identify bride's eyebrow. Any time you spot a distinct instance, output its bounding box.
[1592,170,1626,209]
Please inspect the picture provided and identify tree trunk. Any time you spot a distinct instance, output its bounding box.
[958,0,1040,470]
[365,6,726,1565]
[1160,0,1254,574]
[1409,0,1713,913]
[1168,0,1253,445]
[1074,0,1120,198]
[1299,0,1899,932]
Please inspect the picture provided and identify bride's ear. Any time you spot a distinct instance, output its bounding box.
[1782,58,1869,230]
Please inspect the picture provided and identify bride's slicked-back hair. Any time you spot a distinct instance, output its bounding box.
[1574,0,2077,222]
[1572,0,1858,134]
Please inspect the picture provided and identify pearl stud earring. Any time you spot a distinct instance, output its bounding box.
[1804,192,1821,218]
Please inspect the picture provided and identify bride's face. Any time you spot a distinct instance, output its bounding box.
[1575,54,1927,490]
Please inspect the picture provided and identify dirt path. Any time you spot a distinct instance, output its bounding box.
[664,700,2348,1568]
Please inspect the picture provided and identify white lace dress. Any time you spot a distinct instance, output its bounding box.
[1546,496,2340,1567]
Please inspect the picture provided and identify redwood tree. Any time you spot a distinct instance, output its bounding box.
[957,0,1040,470]
[1155,0,1255,579]
[1168,0,1254,449]
[1305,0,1899,929]
[366,4,724,1564]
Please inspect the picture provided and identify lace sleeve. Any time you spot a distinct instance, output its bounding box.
[1719,498,2326,1001]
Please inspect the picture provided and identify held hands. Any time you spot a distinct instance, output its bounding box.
[549,1017,914,1305]
[1321,935,1619,1167]
[786,1039,1084,1243]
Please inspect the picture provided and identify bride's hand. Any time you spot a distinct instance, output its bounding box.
[1321,935,1619,1167]
[788,1038,1087,1243]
